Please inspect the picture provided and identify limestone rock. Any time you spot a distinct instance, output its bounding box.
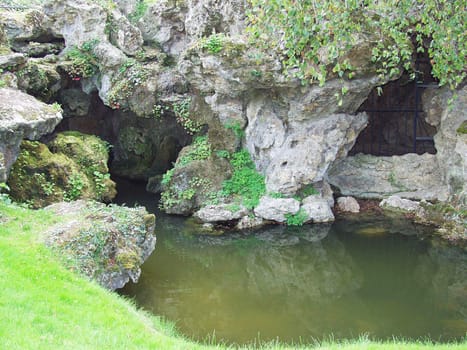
[108,9,143,56]
[194,204,248,223]
[337,196,360,213]
[254,196,300,222]
[43,0,108,47]
[1,9,51,44]
[301,196,335,223]
[379,195,422,214]
[432,86,467,204]
[45,200,156,290]
[0,53,26,69]
[0,88,62,182]
[247,109,368,194]
[328,153,449,201]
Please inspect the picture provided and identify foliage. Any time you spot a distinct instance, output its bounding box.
[201,33,226,54]
[64,173,84,201]
[222,149,266,209]
[247,0,467,89]
[64,39,99,80]
[285,208,308,226]
[225,121,245,139]
[173,98,202,135]
[177,136,212,166]
[128,0,148,24]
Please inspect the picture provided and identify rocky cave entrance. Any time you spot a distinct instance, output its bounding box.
[349,58,438,156]
[55,89,192,189]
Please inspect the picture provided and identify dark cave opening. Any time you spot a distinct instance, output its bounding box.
[349,58,438,156]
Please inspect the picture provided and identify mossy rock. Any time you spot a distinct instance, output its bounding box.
[457,121,467,135]
[16,61,61,102]
[49,131,110,174]
[8,133,116,208]
[8,140,90,208]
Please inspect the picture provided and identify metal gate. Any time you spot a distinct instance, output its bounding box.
[350,59,439,156]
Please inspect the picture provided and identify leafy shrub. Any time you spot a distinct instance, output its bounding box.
[222,149,265,209]
[202,33,225,54]
[285,209,308,226]
[247,0,467,89]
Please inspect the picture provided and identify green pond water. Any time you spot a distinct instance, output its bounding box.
[117,180,467,345]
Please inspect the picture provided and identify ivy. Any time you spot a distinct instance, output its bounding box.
[247,0,467,89]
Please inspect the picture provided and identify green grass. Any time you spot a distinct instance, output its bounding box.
[0,201,466,349]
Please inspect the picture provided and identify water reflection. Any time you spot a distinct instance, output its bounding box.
[117,180,467,344]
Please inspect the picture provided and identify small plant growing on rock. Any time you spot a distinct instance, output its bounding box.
[285,208,308,226]
[64,39,99,80]
[222,149,265,209]
[202,33,225,54]
[173,98,202,135]
[64,173,84,201]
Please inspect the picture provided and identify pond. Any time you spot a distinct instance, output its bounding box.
[116,179,467,345]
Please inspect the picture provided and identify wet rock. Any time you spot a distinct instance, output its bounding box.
[254,196,300,223]
[301,196,335,223]
[45,200,156,291]
[328,153,449,201]
[337,196,360,213]
[194,204,249,223]
[0,88,62,182]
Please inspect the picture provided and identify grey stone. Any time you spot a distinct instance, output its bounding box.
[108,9,143,56]
[45,200,156,291]
[380,195,422,214]
[194,204,249,223]
[337,196,360,213]
[431,86,467,205]
[328,153,449,201]
[0,53,26,70]
[254,196,300,222]
[301,196,335,223]
[0,88,62,182]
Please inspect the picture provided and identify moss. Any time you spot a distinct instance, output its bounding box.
[16,61,61,102]
[49,131,111,174]
[456,121,467,135]
[8,132,116,207]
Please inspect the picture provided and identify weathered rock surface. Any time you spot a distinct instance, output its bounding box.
[379,195,422,214]
[194,204,249,223]
[301,196,335,223]
[328,153,449,201]
[0,52,26,69]
[337,196,360,213]
[0,88,62,182]
[430,86,467,205]
[254,196,300,222]
[45,200,156,290]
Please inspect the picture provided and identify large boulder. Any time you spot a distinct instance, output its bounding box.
[45,200,156,290]
[254,196,300,223]
[0,88,62,182]
[8,132,116,208]
[327,153,449,201]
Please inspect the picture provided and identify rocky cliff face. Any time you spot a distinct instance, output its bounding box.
[0,0,464,228]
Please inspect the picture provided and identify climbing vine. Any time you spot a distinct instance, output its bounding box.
[247,0,467,89]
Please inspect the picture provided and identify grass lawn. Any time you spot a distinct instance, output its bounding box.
[0,201,465,349]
